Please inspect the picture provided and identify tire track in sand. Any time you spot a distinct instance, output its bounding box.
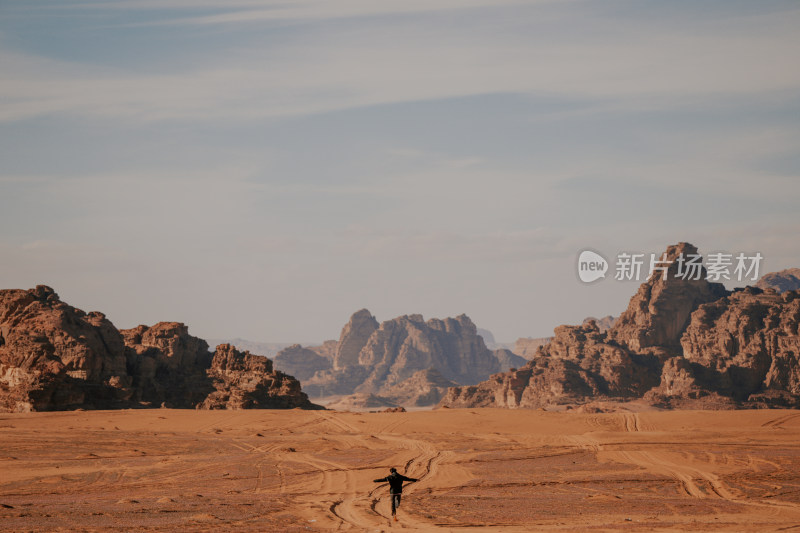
[305,412,450,529]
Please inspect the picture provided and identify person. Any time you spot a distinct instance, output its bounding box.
[373,467,418,521]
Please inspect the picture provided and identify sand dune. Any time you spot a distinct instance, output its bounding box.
[1,409,800,531]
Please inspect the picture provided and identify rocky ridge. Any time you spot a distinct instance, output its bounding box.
[0,286,320,412]
[442,243,800,410]
[303,311,504,402]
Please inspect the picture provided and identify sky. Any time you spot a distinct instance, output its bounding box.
[1,0,799,344]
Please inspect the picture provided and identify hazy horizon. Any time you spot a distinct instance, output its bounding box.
[2,1,799,343]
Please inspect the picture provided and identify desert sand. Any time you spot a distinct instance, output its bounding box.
[1,408,799,532]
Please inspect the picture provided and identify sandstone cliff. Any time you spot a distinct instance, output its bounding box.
[200,344,318,410]
[0,286,133,412]
[607,242,728,355]
[333,309,378,370]
[0,286,319,412]
[648,287,800,408]
[121,322,213,408]
[304,311,503,398]
[442,243,800,410]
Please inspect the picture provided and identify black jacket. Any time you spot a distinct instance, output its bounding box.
[374,472,418,494]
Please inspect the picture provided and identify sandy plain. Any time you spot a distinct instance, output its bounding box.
[1,408,800,532]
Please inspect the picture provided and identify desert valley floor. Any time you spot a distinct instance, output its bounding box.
[1,408,800,532]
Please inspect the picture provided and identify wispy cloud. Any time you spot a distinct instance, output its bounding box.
[1,3,799,123]
[68,0,541,22]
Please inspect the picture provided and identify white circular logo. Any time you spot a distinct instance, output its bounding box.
[577,250,608,283]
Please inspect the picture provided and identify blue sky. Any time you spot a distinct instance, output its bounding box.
[1,0,799,343]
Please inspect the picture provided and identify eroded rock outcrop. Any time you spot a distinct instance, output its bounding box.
[0,286,319,412]
[0,286,132,412]
[200,344,319,410]
[121,322,213,408]
[304,311,504,398]
[356,314,500,392]
[608,242,728,355]
[442,320,659,409]
[651,287,800,407]
[582,315,617,333]
[333,309,378,370]
[441,243,799,410]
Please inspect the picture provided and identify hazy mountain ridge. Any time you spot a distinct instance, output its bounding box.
[286,310,523,406]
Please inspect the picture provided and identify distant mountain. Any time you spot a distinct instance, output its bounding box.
[442,242,800,410]
[477,328,497,348]
[325,368,460,409]
[756,268,800,293]
[302,310,507,399]
[512,336,553,359]
[272,344,332,381]
[494,348,527,371]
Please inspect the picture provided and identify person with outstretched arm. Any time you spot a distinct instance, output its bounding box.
[373,467,418,521]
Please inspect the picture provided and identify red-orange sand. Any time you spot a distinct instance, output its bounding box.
[2,408,799,532]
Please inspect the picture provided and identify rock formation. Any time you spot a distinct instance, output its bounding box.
[494,348,527,371]
[477,328,497,348]
[607,242,728,355]
[513,317,615,360]
[121,322,213,408]
[442,243,800,410]
[323,368,460,409]
[333,309,378,370]
[200,344,317,409]
[0,286,320,412]
[513,337,553,359]
[756,268,800,293]
[380,367,459,407]
[356,314,500,391]
[304,311,505,398]
[204,338,290,358]
[582,315,616,333]
[0,286,133,412]
[273,344,332,381]
[443,320,660,409]
[649,286,800,408]
[308,339,338,360]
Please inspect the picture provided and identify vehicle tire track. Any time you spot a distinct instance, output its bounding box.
[762,413,800,429]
